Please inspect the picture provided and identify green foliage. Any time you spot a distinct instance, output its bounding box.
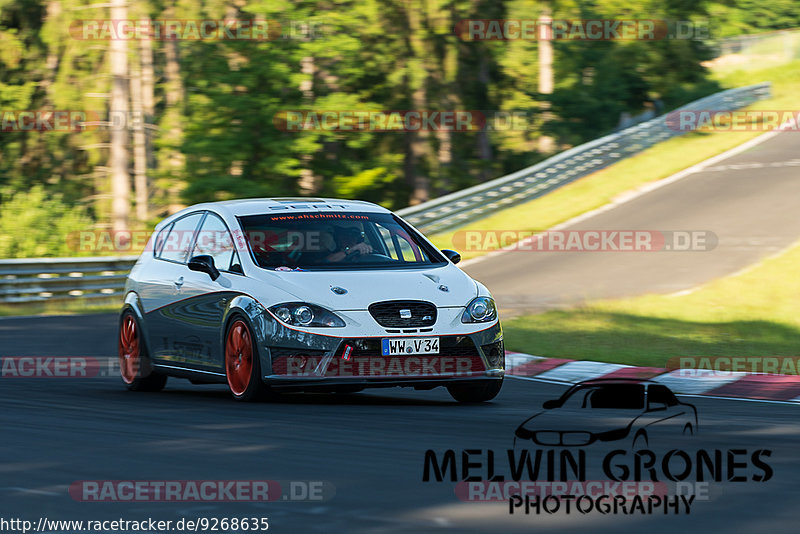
[0,0,797,249]
[0,186,93,258]
[709,0,800,37]
[331,167,400,206]
[547,0,722,141]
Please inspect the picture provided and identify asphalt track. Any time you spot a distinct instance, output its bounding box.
[0,347,799,533]
[1,315,799,533]
[3,130,800,533]
[464,129,800,313]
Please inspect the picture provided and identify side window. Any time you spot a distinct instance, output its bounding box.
[374,222,425,262]
[396,234,417,261]
[229,250,243,274]
[158,213,204,263]
[152,223,172,257]
[191,213,236,271]
[376,225,399,260]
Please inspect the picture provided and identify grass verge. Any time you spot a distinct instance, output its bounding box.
[430,60,800,260]
[502,240,800,368]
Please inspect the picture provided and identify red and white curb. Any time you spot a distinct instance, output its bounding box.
[505,352,800,403]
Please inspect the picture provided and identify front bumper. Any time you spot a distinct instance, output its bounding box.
[260,322,504,390]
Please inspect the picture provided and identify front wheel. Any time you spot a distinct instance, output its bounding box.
[118,311,167,392]
[224,317,271,402]
[447,379,503,403]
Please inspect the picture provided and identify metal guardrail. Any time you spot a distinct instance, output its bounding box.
[0,256,138,304]
[0,83,772,304]
[396,82,772,234]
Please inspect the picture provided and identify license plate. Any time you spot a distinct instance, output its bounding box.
[381,337,439,356]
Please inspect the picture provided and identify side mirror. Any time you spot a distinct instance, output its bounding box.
[188,255,220,281]
[648,401,667,412]
[542,399,559,409]
[441,249,461,264]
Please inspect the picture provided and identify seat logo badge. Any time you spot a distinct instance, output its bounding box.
[438,285,449,292]
[399,309,412,319]
[331,286,347,295]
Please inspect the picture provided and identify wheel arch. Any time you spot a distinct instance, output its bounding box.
[220,295,274,378]
[120,291,153,357]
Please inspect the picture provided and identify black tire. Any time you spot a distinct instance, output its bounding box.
[224,315,273,402]
[118,310,167,392]
[447,379,503,403]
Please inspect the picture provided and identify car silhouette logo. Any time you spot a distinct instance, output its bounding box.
[513,378,698,449]
[399,309,412,319]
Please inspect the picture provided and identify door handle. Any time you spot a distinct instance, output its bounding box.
[174,276,184,288]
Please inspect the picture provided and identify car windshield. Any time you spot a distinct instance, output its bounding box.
[238,211,446,270]
[561,384,645,410]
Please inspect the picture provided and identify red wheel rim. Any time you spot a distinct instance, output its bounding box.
[225,320,253,396]
[119,315,139,384]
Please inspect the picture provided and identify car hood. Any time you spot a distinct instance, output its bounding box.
[247,264,479,310]
[518,409,640,434]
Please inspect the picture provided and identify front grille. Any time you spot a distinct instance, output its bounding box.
[368,300,437,328]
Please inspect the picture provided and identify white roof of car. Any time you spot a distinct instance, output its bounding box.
[167,198,391,222]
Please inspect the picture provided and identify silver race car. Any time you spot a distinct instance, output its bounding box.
[119,198,504,402]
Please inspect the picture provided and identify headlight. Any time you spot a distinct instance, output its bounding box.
[461,297,497,323]
[269,303,345,327]
[294,306,314,325]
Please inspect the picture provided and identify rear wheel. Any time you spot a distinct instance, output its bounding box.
[225,317,270,402]
[118,311,167,392]
[447,379,503,403]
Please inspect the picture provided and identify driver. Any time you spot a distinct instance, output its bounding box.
[326,226,372,262]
